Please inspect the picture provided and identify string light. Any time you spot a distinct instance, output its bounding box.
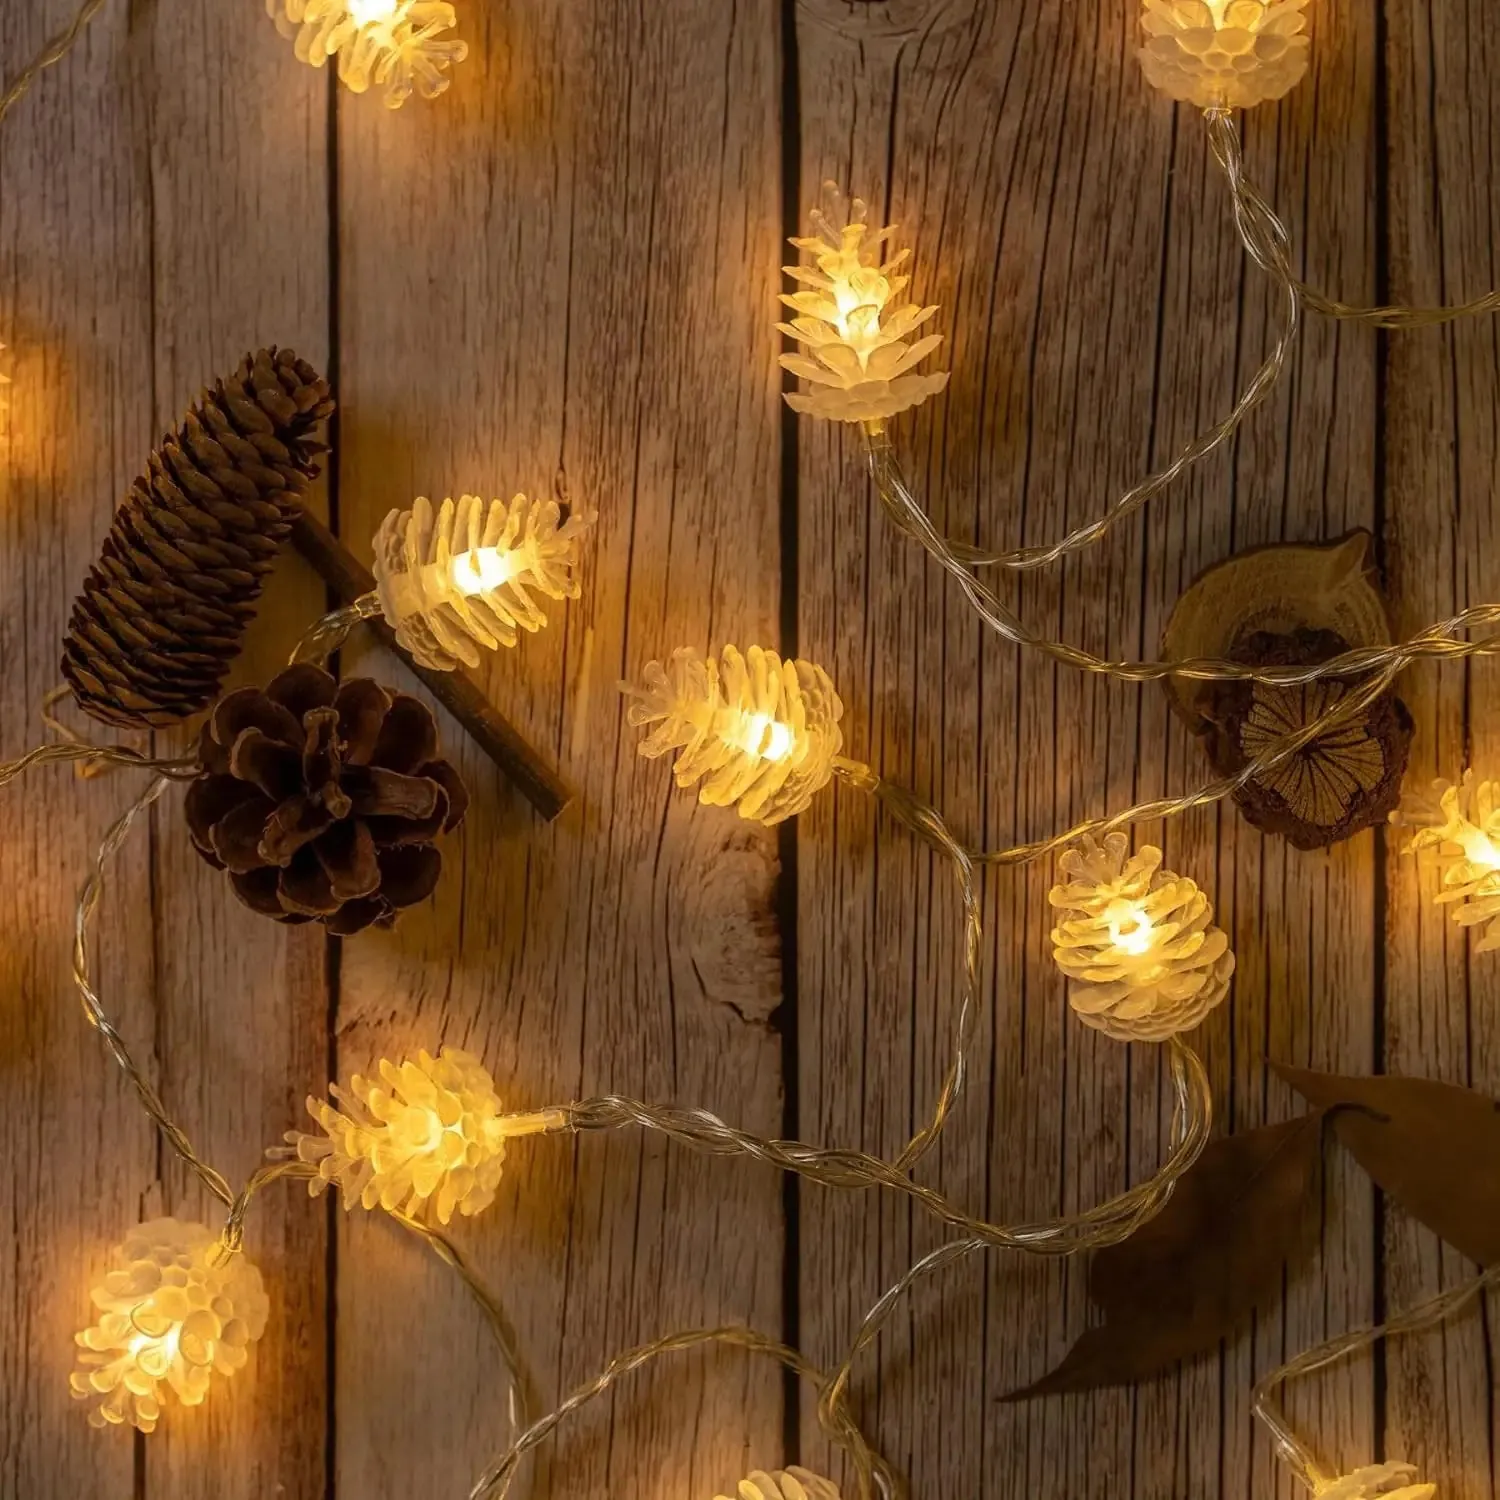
[620,644,847,825]
[779,185,948,425]
[1391,770,1500,950]
[371,493,594,672]
[266,0,469,108]
[70,1218,269,1433]
[1139,0,1311,110]
[723,1472,842,1500]
[1254,1266,1499,1498]
[1313,1467,1437,1500]
[288,1046,566,1226]
[1049,833,1234,1041]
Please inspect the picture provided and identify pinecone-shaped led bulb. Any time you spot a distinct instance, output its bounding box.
[621,644,845,826]
[267,0,469,108]
[778,184,949,426]
[1314,1463,1436,1500]
[288,1046,563,1226]
[70,1218,269,1433]
[371,494,594,672]
[719,1471,843,1500]
[1392,769,1500,951]
[1139,0,1310,111]
[1048,832,1234,1042]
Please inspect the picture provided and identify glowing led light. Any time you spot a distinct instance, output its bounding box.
[1104,899,1157,957]
[267,0,469,109]
[778,185,949,425]
[1393,770,1500,951]
[348,0,398,22]
[372,493,594,671]
[1315,1463,1436,1500]
[70,1218,269,1433]
[1049,833,1234,1042]
[732,711,796,764]
[289,1046,565,1226]
[1138,0,1311,111]
[450,544,522,597]
[621,644,845,826]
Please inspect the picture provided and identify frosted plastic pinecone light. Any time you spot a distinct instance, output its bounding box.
[1049,832,1234,1042]
[1139,0,1310,110]
[70,1217,269,1433]
[372,493,593,671]
[719,1472,843,1500]
[1316,1463,1437,1500]
[290,1046,513,1226]
[779,185,949,425]
[268,0,469,108]
[621,644,845,826]
[1392,769,1500,951]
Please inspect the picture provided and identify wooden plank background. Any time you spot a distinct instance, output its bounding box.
[0,1,1494,1498]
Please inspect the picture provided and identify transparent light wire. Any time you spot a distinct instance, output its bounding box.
[861,107,1500,693]
[924,115,1300,574]
[0,0,109,129]
[865,427,1500,687]
[467,1324,898,1500]
[290,591,385,665]
[70,769,531,1427]
[1253,1263,1500,1494]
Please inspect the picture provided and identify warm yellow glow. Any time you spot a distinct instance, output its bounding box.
[730,710,796,764]
[70,1218,269,1433]
[348,0,398,22]
[1315,1463,1436,1500]
[1393,770,1500,951]
[1049,833,1234,1043]
[778,185,949,425]
[266,0,470,109]
[289,1046,564,1227]
[621,645,845,826]
[449,544,522,597]
[372,493,594,672]
[1104,898,1156,957]
[1139,0,1310,111]
[720,1471,842,1500]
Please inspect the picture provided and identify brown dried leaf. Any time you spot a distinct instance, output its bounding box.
[1275,1065,1500,1265]
[1004,1112,1325,1400]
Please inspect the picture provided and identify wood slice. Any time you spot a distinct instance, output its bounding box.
[1161,533,1413,850]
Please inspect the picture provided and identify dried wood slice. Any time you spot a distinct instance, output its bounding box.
[1160,532,1413,850]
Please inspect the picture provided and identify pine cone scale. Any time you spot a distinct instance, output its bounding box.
[188,665,465,932]
[63,347,334,728]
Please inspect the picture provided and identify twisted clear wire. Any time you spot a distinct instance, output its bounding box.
[0,0,109,129]
[1254,1263,1500,1493]
[467,1325,897,1500]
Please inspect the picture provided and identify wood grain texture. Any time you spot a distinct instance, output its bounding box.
[331,3,788,1498]
[139,4,333,1498]
[0,3,153,1496]
[1,0,1497,1497]
[1383,0,1500,1492]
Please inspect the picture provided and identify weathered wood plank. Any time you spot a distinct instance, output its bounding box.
[793,5,1379,1500]
[1383,0,1500,1494]
[0,6,155,1496]
[332,3,788,1497]
[138,4,333,1497]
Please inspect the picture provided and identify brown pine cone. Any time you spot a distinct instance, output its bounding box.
[185,664,468,936]
[62,348,335,729]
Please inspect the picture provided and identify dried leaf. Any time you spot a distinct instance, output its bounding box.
[1274,1065,1500,1265]
[1004,1112,1325,1400]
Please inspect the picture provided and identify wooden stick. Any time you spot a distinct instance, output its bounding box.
[290,511,573,822]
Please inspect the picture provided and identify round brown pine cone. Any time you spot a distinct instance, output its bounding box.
[185,664,468,936]
[62,348,335,729]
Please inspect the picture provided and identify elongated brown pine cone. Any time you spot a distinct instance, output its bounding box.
[185,664,467,936]
[62,348,335,729]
